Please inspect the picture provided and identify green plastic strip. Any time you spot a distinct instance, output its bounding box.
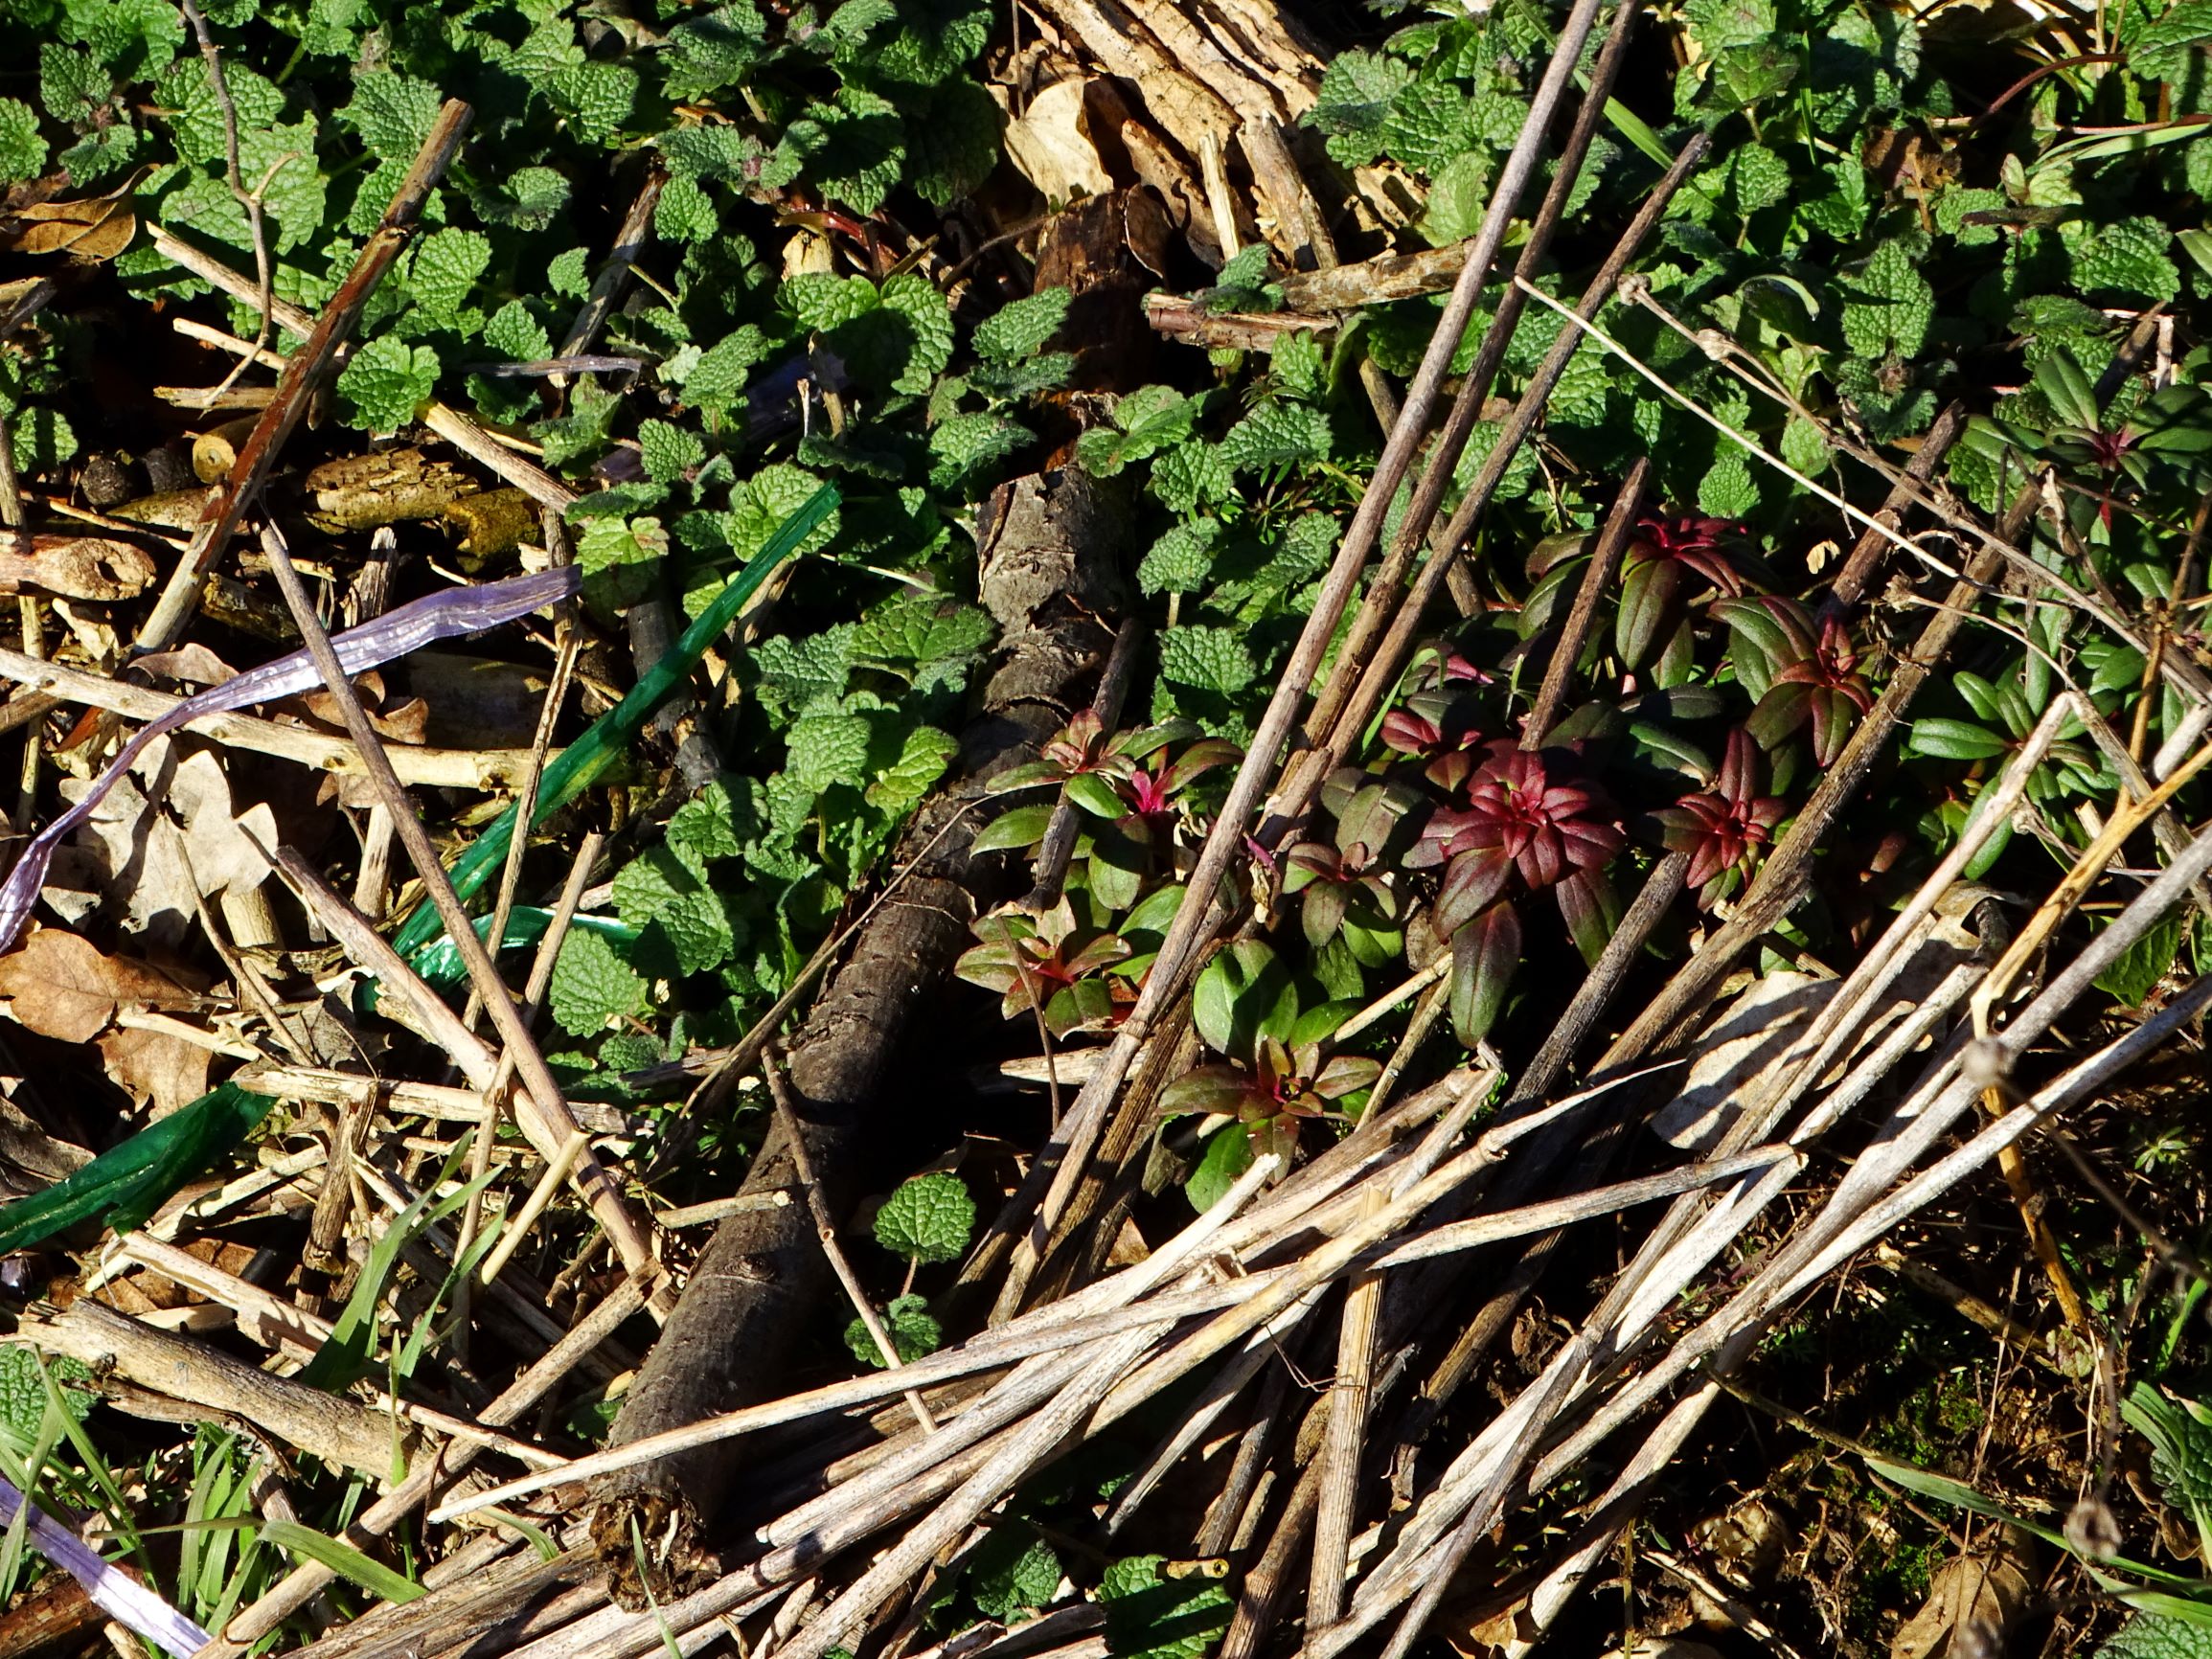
[391,483,843,960]
[0,1082,275,1254]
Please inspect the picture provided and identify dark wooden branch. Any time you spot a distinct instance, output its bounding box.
[1817,400,1966,625]
[588,466,1132,1606]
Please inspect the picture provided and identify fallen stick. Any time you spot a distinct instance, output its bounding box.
[984,0,1616,1323]
[16,1299,417,1481]
[0,646,548,787]
[269,847,661,1296]
[136,102,473,654]
[207,1274,650,1653]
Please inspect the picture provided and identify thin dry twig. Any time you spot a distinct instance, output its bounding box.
[987,0,1617,1322]
[137,102,474,654]
[762,1048,937,1432]
[174,0,275,407]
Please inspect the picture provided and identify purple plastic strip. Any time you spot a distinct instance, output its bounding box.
[0,565,580,953]
[0,1472,212,1658]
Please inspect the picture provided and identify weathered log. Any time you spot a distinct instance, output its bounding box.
[588,466,1130,1605]
[16,1298,421,1481]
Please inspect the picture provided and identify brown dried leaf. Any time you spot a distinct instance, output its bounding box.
[0,927,195,1043]
[1891,1542,2033,1659]
[997,76,1115,202]
[105,1238,259,1313]
[134,643,239,692]
[97,1024,213,1118]
[52,739,278,945]
[9,197,136,261]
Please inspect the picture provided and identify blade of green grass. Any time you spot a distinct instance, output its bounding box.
[260,1519,423,1604]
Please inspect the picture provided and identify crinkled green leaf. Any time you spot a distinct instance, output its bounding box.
[655,171,718,244]
[2132,0,2212,83]
[969,1529,1061,1620]
[340,71,442,158]
[1152,442,1233,513]
[668,778,757,872]
[1158,625,1256,695]
[1139,521,1220,596]
[754,626,855,719]
[871,0,990,84]
[930,411,1024,495]
[1697,449,1760,518]
[1381,79,1475,174]
[787,712,873,792]
[0,1347,92,1445]
[865,725,959,812]
[974,286,1071,362]
[42,42,112,126]
[852,591,992,670]
[661,2,768,102]
[844,1293,941,1367]
[1307,49,1410,168]
[2072,216,2180,305]
[549,928,651,1035]
[483,300,552,365]
[639,419,706,484]
[404,227,490,323]
[880,270,954,394]
[2099,1614,2212,1659]
[1220,402,1332,471]
[1100,1556,1232,1659]
[874,1171,975,1263]
[906,77,999,205]
[335,334,440,433]
[551,60,636,148]
[1840,239,1934,360]
[685,324,768,422]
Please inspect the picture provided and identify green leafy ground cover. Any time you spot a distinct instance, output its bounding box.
[8,0,2212,1648]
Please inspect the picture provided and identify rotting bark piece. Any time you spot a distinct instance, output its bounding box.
[302,447,481,533]
[0,536,155,602]
[1020,0,1323,155]
[1033,190,1174,397]
[588,466,1130,1607]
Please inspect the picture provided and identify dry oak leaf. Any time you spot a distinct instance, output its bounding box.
[52,739,278,946]
[994,75,1116,202]
[0,926,196,1044]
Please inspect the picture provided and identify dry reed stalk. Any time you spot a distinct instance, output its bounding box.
[1302,0,1645,743]
[0,648,547,786]
[209,1276,650,1652]
[983,0,1617,1323]
[268,845,659,1291]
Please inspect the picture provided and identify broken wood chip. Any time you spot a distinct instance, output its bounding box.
[0,535,156,602]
